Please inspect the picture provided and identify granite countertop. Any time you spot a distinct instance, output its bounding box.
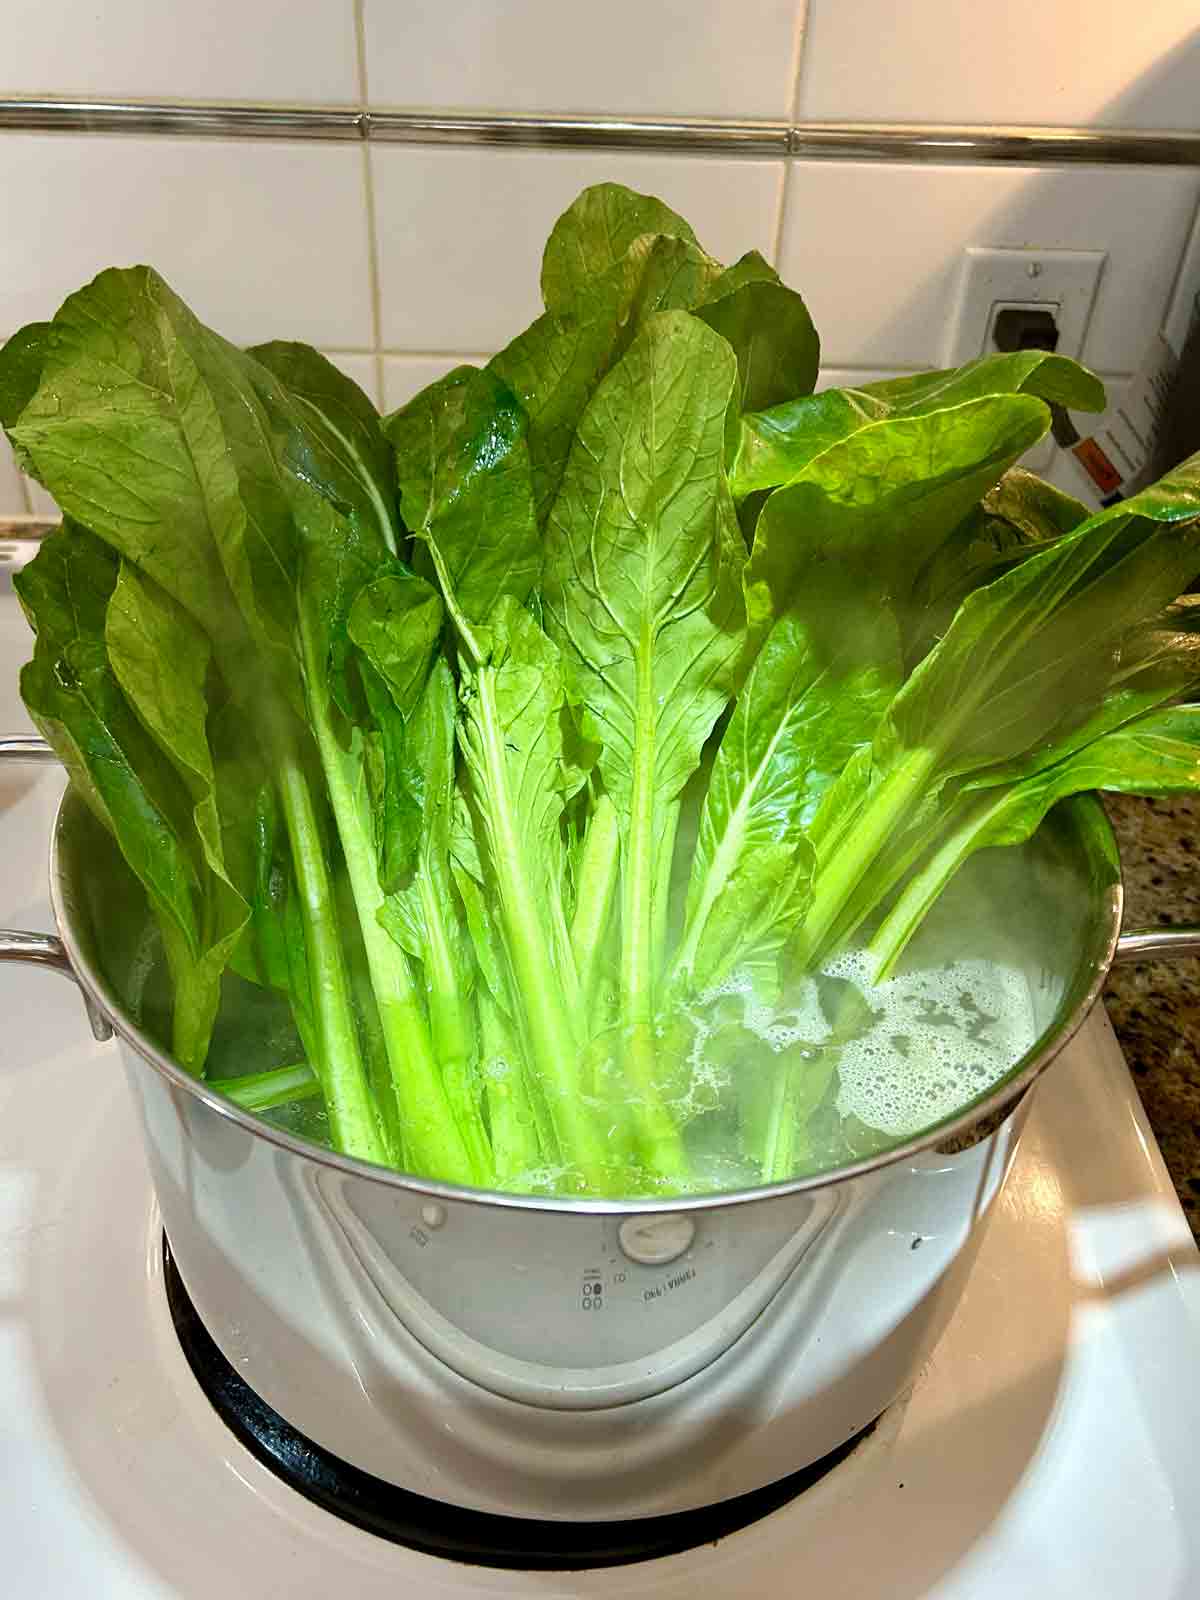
[1101,792,1200,1238]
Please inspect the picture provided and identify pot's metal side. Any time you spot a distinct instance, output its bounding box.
[120,1025,1031,1512]
[0,775,1151,1516]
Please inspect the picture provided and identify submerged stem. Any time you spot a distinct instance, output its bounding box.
[569,793,620,1014]
[220,1061,320,1113]
[472,665,612,1191]
[867,791,1001,980]
[619,644,688,1182]
[275,749,387,1164]
[795,748,939,972]
[298,610,477,1183]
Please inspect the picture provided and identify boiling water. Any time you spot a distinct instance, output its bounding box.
[251,946,1041,1196]
[821,949,1037,1137]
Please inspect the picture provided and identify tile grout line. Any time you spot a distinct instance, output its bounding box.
[352,0,386,405]
[789,0,810,124]
[769,2,809,270]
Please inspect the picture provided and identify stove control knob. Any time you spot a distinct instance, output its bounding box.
[617,1213,696,1266]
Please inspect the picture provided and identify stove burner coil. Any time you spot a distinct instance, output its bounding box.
[163,1236,877,1570]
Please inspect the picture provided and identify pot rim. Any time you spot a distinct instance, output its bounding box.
[49,787,1123,1216]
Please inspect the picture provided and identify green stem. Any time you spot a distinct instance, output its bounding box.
[761,1059,799,1184]
[474,666,613,1192]
[479,994,542,1187]
[276,751,387,1164]
[220,1062,320,1113]
[620,645,688,1182]
[298,613,475,1183]
[867,792,1000,981]
[569,793,620,1013]
[794,748,939,972]
[337,872,406,1166]
[417,867,494,1184]
[651,799,681,987]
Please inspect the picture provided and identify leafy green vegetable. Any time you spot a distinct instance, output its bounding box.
[545,310,745,1179]
[540,182,697,313]
[730,349,1104,503]
[7,182,1200,1201]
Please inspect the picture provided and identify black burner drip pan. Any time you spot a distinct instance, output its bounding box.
[163,1235,877,1571]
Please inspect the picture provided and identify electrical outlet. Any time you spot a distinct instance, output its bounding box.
[948,246,1107,470]
[947,246,1107,366]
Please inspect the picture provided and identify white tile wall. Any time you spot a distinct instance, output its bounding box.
[382,355,491,414]
[363,0,803,118]
[816,367,903,390]
[0,0,1197,523]
[778,162,1200,374]
[0,0,358,104]
[23,477,57,519]
[797,0,1200,131]
[371,147,786,352]
[0,136,373,348]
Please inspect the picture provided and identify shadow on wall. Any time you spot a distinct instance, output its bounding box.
[1099,23,1200,130]
[807,26,1200,389]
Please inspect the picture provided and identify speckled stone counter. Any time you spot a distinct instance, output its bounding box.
[1101,792,1200,1237]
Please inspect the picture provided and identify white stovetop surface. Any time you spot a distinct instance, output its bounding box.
[2,597,1199,1598]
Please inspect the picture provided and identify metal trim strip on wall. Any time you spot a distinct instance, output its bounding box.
[0,101,1198,165]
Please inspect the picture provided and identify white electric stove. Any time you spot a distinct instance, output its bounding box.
[2,586,1199,1598]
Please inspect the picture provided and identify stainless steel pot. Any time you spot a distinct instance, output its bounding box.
[3,736,1197,1519]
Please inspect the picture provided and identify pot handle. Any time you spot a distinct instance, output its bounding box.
[0,734,58,762]
[0,930,114,1041]
[0,733,113,1041]
[1114,928,1200,964]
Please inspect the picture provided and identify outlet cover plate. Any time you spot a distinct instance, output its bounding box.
[947,246,1107,367]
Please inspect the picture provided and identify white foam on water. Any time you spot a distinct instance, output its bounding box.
[821,946,1036,1136]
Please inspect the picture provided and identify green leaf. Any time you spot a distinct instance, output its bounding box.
[106,564,220,870]
[491,232,723,529]
[461,598,581,903]
[731,349,1102,503]
[14,524,248,1071]
[797,455,1200,968]
[347,569,443,719]
[677,606,891,993]
[888,461,1200,781]
[870,704,1200,975]
[0,322,52,475]
[982,465,1091,541]
[861,351,1106,416]
[545,311,747,830]
[358,658,423,891]
[385,365,539,639]
[540,182,698,314]
[249,340,401,557]
[449,795,512,1013]
[544,309,745,1178]
[730,387,889,501]
[16,525,201,940]
[905,468,1090,665]
[695,251,820,412]
[744,395,1049,642]
[8,272,249,650]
